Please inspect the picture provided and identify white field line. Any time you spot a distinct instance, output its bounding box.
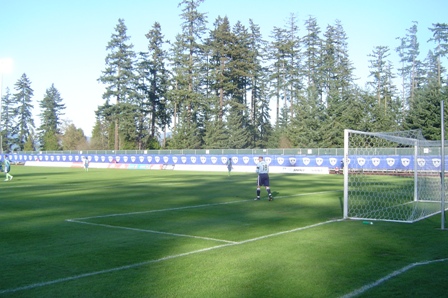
[69,199,249,221]
[0,218,341,295]
[1,190,340,295]
[340,258,448,298]
[68,190,340,221]
[66,219,237,244]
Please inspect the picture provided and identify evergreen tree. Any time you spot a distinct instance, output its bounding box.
[90,119,109,150]
[12,73,35,151]
[95,101,116,150]
[145,22,170,143]
[169,0,208,148]
[368,46,392,105]
[302,16,323,95]
[320,21,355,147]
[283,13,302,120]
[203,118,227,148]
[268,26,288,126]
[227,21,255,148]
[38,84,66,150]
[396,21,420,108]
[134,51,152,149]
[423,50,444,85]
[428,23,448,86]
[98,18,137,150]
[206,16,233,122]
[226,101,251,149]
[1,87,15,151]
[248,19,271,148]
[404,83,448,140]
[202,16,233,148]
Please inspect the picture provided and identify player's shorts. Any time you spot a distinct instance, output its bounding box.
[257,173,270,187]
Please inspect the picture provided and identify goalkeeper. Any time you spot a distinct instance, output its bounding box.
[254,156,273,201]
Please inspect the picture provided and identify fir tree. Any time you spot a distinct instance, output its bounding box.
[38,84,66,150]
[98,18,137,150]
[12,73,35,151]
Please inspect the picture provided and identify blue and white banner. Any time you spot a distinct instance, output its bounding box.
[6,153,446,172]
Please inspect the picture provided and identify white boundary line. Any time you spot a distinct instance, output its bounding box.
[66,219,237,244]
[0,190,340,295]
[340,258,448,298]
[68,190,340,221]
[68,199,249,221]
[0,219,342,295]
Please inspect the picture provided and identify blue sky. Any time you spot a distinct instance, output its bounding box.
[1,0,447,136]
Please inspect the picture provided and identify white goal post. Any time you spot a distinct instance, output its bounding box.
[343,129,447,223]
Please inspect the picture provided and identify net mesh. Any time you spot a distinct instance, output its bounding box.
[344,129,446,223]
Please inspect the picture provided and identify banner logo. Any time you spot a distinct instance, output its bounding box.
[289,157,296,165]
[357,158,366,167]
[329,158,337,166]
[302,157,310,166]
[401,158,410,167]
[417,158,426,167]
[386,158,395,167]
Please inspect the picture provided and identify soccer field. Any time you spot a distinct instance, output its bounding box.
[1,166,447,297]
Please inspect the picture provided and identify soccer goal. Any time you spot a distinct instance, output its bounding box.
[343,129,447,223]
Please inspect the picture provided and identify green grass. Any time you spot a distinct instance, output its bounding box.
[1,166,447,297]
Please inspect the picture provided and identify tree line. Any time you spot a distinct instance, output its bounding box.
[1,0,448,152]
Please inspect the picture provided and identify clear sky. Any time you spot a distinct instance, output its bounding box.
[1,0,447,136]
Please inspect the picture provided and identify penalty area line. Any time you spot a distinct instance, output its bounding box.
[66,219,237,244]
[69,199,249,221]
[68,190,340,221]
[0,219,341,295]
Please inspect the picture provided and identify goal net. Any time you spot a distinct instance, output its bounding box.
[343,129,447,223]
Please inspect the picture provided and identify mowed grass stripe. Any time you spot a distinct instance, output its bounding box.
[2,166,446,297]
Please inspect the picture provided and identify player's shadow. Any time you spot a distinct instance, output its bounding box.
[271,191,280,197]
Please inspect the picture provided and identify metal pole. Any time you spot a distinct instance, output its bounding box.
[441,100,445,230]
[343,129,349,219]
